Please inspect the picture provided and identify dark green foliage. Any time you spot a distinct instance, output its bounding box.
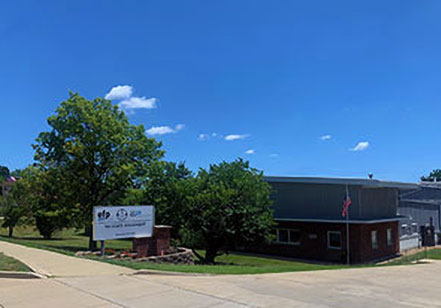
[0,165,9,180]
[143,161,193,236]
[122,161,194,239]
[32,93,163,248]
[19,167,77,239]
[182,159,275,264]
[421,169,441,182]
[34,210,67,239]
[0,182,27,237]
[0,165,10,195]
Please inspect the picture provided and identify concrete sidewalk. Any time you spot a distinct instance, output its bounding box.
[0,241,134,277]
[2,241,441,307]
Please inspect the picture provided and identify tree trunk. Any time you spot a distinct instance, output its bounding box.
[88,229,97,251]
[85,222,97,251]
[8,226,13,238]
[204,246,218,264]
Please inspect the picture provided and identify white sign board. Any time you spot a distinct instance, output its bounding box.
[93,206,154,241]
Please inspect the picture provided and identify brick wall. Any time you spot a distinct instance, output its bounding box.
[247,221,399,264]
[132,225,171,257]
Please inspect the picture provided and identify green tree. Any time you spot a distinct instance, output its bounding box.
[33,93,163,248]
[23,167,77,239]
[0,180,27,237]
[122,161,194,239]
[183,159,275,264]
[0,165,9,180]
[421,169,441,182]
[0,165,10,196]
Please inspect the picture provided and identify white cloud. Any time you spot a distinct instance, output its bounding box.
[105,85,157,112]
[119,96,157,110]
[105,85,133,100]
[175,124,185,131]
[198,134,208,141]
[320,135,332,141]
[146,126,174,135]
[245,149,255,155]
[146,124,184,136]
[198,132,219,141]
[224,134,249,141]
[350,141,369,151]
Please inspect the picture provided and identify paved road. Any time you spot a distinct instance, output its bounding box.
[1,241,441,307]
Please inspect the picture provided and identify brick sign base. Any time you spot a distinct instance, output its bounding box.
[133,225,171,258]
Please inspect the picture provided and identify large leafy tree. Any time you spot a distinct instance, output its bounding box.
[183,159,275,264]
[421,169,441,182]
[22,166,77,239]
[0,167,37,237]
[122,161,194,239]
[33,93,163,248]
[0,181,27,237]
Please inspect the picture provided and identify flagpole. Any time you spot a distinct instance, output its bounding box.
[346,185,350,265]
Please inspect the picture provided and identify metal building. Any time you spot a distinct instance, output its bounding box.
[258,176,417,264]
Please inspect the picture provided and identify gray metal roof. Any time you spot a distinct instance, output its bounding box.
[264,176,418,189]
[400,185,441,204]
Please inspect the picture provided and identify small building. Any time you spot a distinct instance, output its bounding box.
[398,183,441,251]
[258,176,417,264]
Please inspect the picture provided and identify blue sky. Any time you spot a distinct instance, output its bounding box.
[1,0,441,182]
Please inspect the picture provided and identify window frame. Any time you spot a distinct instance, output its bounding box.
[371,230,378,249]
[387,228,393,246]
[275,228,301,245]
[327,231,342,250]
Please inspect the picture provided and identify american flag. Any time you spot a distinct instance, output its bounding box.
[341,187,351,217]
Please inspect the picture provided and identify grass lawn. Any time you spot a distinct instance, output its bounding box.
[386,247,441,266]
[0,226,351,274]
[0,226,427,275]
[0,226,132,255]
[0,252,30,272]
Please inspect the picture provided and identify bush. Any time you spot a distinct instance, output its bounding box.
[34,210,68,239]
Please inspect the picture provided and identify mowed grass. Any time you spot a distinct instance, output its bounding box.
[386,248,441,266]
[0,226,132,255]
[90,251,349,275]
[0,253,30,272]
[0,226,350,274]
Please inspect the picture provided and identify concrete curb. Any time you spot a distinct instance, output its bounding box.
[0,271,45,279]
[131,269,214,277]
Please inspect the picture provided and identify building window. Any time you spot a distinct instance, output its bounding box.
[387,228,393,246]
[327,231,342,249]
[371,230,378,249]
[277,229,289,243]
[276,228,300,245]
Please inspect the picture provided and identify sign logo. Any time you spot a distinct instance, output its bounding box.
[97,209,111,221]
[130,210,142,217]
[116,208,128,221]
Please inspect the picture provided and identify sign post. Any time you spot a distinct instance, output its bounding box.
[93,206,155,241]
[100,240,105,256]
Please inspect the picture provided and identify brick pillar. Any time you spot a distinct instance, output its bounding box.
[132,225,172,258]
[153,225,171,256]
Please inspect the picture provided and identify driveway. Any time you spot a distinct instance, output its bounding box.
[1,241,441,307]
